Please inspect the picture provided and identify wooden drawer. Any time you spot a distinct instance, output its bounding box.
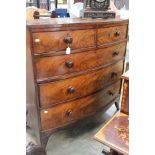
[40,80,121,131]
[32,29,95,54]
[35,42,126,81]
[39,60,123,108]
[97,25,127,45]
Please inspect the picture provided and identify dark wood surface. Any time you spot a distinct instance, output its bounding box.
[94,71,129,155]
[121,71,129,114]
[97,25,127,45]
[26,17,128,28]
[32,29,96,53]
[34,42,126,80]
[40,80,121,131]
[26,17,128,149]
[39,60,123,108]
[94,112,129,155]
[26,27,41,145]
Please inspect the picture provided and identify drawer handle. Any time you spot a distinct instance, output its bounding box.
[65,60,74,68]
[111,72,118,78]
[113,51,119,56]
[108,91,114,96]
[66,110,73,117]
[114,29,120,37]
[64,34,73,44]
[68,86,75,94]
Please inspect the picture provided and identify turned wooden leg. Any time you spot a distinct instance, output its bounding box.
[26,141,46,155]
[115,102,119,111]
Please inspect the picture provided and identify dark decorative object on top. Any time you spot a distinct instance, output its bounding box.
[80,0,116,18]
[33,9,69,19]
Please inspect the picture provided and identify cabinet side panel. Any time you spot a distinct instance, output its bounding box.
[26,27,40,139]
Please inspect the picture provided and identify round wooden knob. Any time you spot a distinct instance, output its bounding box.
[65,60,74,68]
[66,110,73,117]
[64,34,73,44]
[68,86,75,93]
[112,51,119,56]
[111,72,118,78]
[114,29,120,37]
[108,91,114,96]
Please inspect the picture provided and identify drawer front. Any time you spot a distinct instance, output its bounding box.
[40,80,121,131]
[32,29,95,54]
[39,60,123,108]
[35,42,126,80]
[97,25,127,45]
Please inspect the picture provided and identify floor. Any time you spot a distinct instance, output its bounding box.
[26,104,117,155]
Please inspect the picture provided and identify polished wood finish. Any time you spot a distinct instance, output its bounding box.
[94,112,129,155]
[121,71,129,115]
[94,71,129,155]
[97,25,127,45]
[39,60,123,108]
[34,42,126,80]
[26,17,128,149]
[26,27,41,145]
[32,29,96,53]
[41,80,121,130]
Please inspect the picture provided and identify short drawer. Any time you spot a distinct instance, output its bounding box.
[40,80,121,131]
[35,42,126,81]
[32,29,95,54]
[97,25,127,45]
[39,60,123,108]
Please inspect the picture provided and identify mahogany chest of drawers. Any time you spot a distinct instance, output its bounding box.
[26,17,128,148]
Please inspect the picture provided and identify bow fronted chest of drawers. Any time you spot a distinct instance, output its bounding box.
[26,18,128,148]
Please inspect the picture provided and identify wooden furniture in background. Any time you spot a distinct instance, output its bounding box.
[94,71,129,155]
[26,18,128,151]
[121,71,129,114]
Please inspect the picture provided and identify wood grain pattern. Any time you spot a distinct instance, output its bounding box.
[121,75,129,115]
[34,42,126,81]
[39,60,123,108]
[94,112,129,155]
[32,29,96,53]
[97,25,127,45]
[26,17,129,149]
[26,28,41,145]
[40,80,121,131]
[26,18,128,29]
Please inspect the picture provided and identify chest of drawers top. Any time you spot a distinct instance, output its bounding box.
[26,17,128,28]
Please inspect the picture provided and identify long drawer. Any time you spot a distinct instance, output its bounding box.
[40,80,121,131]
[97,25,127,45]
[39,60,123,108]
[32,29,96,54]
[35,42,126,81]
